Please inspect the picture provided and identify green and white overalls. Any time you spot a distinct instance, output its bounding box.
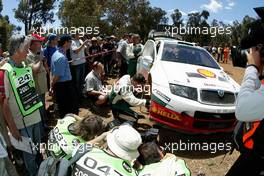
[72,148,138,176]
[108,75,146,117]
[48,115,85,160]
[138,154,190,176]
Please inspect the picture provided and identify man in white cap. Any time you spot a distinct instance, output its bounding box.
[71,124,142,176]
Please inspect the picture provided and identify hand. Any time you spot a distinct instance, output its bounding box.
[247,47,263,73]
[10,128,22,141]
[88,131,110,147]
[145,99,151,110]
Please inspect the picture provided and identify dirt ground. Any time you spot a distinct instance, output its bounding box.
[158,61,245,176]
[44,59,245,176]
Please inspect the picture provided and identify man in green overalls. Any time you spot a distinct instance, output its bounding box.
[71,124,142,176]
[108,73,150,119]
[48,114,105,160]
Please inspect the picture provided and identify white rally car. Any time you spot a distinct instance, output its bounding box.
[137,34,240,133]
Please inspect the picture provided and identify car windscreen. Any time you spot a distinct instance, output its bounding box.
[161,43,220,69]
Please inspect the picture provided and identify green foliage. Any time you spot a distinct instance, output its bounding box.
[58,0,167,40]
[0,0,14,51]
[14,0,56,34]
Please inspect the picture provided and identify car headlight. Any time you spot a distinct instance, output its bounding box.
[169,84,198,101]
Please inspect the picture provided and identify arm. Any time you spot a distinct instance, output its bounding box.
[122,91,146,107]
[72,40,87,55]
[30,60,42,74]
[235,66,264,121]
[2,98,21,140]
[235,48,264,121]
[120,77,146,106]
[50,57,66,88]
[0,71,21,141]
[51,75,60,89]
[87,90,103,97]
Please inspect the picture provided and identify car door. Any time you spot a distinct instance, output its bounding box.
[137,40,156,79]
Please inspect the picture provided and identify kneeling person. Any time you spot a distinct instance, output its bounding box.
[83,61,108,106]
[109,73,150,117]
[48,114,104,159]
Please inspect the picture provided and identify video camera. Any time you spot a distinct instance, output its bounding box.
[107,118,159,143]
[233,7,264,68]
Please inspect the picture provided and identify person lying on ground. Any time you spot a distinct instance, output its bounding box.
[70,124,142,176]
[48,113,105,160]
[135,141,191,176]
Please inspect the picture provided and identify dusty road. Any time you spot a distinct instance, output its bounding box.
[45,60,245,176]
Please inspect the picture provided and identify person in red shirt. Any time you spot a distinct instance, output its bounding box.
[223,45,230,64]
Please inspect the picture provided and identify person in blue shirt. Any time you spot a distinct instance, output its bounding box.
[43,33,58,68]
[43,33,58,89]
[50,35,78,117]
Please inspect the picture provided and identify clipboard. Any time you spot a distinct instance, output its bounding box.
[9,134,37,154]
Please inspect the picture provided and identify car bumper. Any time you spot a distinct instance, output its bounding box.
[149,99,237,133]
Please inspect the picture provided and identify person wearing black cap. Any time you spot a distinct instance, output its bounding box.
[50,35,79,117]
[226,7,264,176]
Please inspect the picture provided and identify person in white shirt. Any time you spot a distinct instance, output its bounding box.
[83,62,108,106]
[70,32,89,99]
[116,34,132,77]
[108,73,150,117]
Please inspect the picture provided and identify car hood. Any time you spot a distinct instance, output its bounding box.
[159,61,240,92]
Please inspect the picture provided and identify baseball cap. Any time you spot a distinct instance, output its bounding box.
[47,33,57,41]
[107,124,142,162]
[31,33,45,42]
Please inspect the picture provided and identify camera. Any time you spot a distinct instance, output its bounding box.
[107,118,159,143]
[231,47,248,68]
[232,7,264,68]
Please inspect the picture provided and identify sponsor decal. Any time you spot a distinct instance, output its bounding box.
[197,69,216,78]
[154,89,171,102]
[151,105,182,121]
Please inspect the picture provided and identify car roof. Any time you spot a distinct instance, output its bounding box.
[150,37,196,46]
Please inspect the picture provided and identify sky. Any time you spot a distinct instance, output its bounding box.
[1,0,263,33]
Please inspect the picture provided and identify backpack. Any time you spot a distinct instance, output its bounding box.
[38,143,92,176]
[233,120,264,156]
